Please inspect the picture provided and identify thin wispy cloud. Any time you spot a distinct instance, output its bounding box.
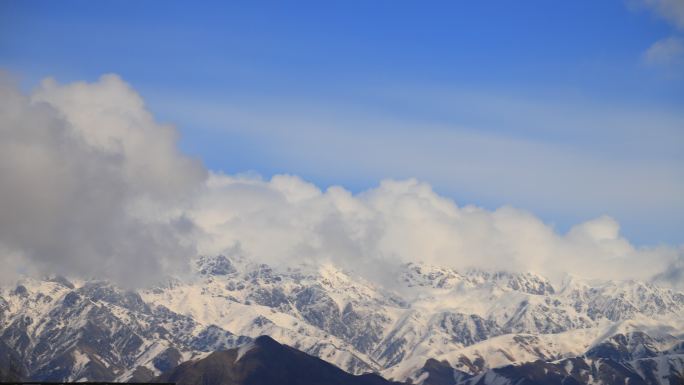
[632,0,684,73]
[150,87,684,244]
[643,36,684,66]
[631,0,684,30]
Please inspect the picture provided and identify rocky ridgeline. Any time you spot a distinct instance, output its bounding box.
[0,254,682,383]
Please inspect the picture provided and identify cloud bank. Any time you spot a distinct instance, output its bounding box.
[192,173,683,287]
[0,73,681,288]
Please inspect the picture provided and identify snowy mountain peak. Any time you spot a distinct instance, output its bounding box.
[1,255,682,383]
[195,255,238,276]
[400,262,555,296]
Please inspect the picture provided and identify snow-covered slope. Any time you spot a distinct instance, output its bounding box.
[0,276,248,381]
[0,255,682,382]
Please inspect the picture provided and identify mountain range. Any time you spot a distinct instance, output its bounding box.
[1,254,682,384]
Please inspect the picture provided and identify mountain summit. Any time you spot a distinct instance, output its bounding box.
[157,335,398,385]
[0,255,682,383]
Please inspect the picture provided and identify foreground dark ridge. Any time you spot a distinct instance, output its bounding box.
[156,335,400,385]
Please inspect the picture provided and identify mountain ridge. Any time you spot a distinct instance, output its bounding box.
[0,254,682,383]
[156,335,400,385]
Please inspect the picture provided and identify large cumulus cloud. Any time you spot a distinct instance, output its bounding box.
[0,74,206,286]
[1,73,681,289]
[192,174,683,287]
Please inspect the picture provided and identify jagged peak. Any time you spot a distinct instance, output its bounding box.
[401,262,556,295]
[195,255,238,276]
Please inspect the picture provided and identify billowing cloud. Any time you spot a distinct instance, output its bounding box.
[191,174,683,286]
[0,74,206,286]
[1,73,681,289]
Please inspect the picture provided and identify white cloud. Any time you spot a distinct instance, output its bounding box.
[1,72,681,289]
[191,173,683,286]
[643,36,684,65]
[0,74,206,286]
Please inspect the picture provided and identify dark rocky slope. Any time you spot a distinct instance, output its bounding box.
[157,335,400,385]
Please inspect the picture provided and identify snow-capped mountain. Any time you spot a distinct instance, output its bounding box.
[0,275,249,381]
[411,331,684,385]
[0,254,682,383]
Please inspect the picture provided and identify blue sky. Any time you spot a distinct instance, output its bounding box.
[1,0,683,245]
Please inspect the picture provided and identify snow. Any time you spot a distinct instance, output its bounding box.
[70,349,90,381]
[1,256,683,382]
[413,371,429,384]
[235,342,256,362]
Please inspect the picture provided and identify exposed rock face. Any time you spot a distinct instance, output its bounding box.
[437,313,501,346]
[0,338,26,382]
[585,331,661,361]
[415,358,473,385]
[198,255,237,276]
